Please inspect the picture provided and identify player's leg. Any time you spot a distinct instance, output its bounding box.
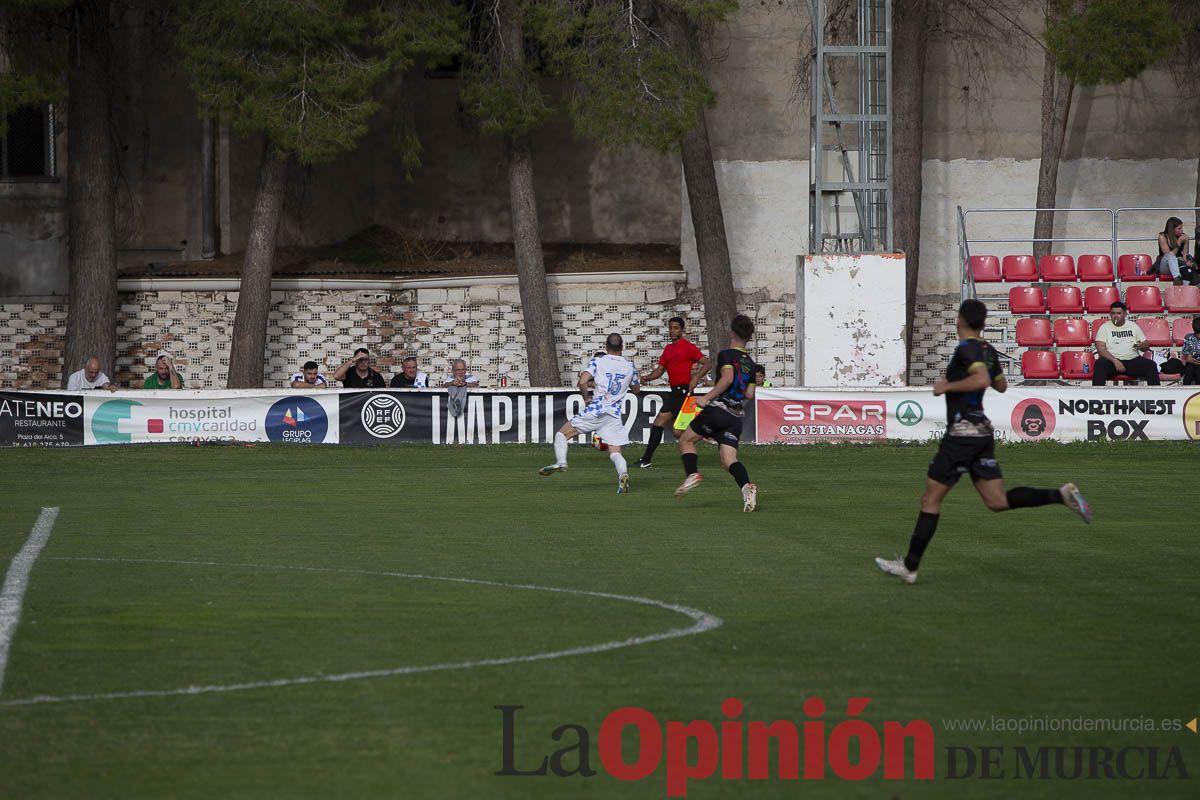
[1092,358,1114,386]
[718,442,756,512]
[599,417,632,493]
[675,426,704,496]
[540,421,579,475]
[969,438,1089,521]
[876,437,961,583]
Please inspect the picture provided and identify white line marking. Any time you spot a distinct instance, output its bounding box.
[0,556,722,707]
[0,507,59,698]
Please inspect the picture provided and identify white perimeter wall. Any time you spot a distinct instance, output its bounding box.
[681,158,1200,298]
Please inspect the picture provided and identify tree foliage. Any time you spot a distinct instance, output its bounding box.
[457,0,736,150]
[1044,0,1180,85]
[177,0,463,165]
[0,0,71,131]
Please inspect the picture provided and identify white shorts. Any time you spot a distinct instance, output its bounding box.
[569,412,630,447]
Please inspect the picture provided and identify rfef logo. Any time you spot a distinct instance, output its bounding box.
[757,400,886,442]
[1184,393,1200,441]
[92,399,143,444]
[1010,399,1055,441]
[266,397,328,443]
[361,394,406,438]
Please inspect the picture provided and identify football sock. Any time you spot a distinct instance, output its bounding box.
[904,511,939,572]
[641,425,665,461]
[553,432,568,466]
[1005,487,1062,509]
[682,452,699,476]
[729,461,750,488]
[609,451,627,476]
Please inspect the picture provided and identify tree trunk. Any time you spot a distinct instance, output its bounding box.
[680,113,737,364]
[63,0,117,386]
[498,0,559,386]
[506,134,560,386]
[891,0,929,383]
[1033,8,1077,258]
[226,151,289,388]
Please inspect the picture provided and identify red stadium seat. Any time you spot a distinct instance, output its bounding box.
[1039,254,1076,281]
[1135,318,1172,347]
[1084,285,1121,313]
[1053,318,1092,346]
[1047,286,1084,314]
[1125,285,1163,313]
[1008,286,1046,314]
[1164,285,1200,313]
[1003,255,1039,282]
[1090,318,1109,341]
[1118,254,1156,281]
[1059,351,1096,380]
[1077,255,1114,281]
[1021,350,1059,379]
[1174,317,1196,345]
[1016,317,1052,346]
[970,255,1002,283]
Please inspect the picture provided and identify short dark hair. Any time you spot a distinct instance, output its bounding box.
[958,299,987,331]
[668,316,686,329]
[1193,315,1200,334]
[594,351,606,358]
[401,356,417,366]
[606,333,623,353]
[302,360,318,370]
[354,347,370,357]
[1110,301,1127,312]
[731,314,755,341]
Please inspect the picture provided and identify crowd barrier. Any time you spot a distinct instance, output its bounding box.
[1,386,1197,447]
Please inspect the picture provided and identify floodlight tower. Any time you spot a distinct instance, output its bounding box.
[807,0,893,254]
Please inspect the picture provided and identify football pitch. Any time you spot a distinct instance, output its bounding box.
[0,441,1196,798]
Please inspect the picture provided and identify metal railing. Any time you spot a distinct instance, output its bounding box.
[957,206,1116,300]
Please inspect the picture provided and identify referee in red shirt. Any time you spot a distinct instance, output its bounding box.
[635,316,710,468]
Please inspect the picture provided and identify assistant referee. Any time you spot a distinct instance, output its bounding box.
[635,316,710,468]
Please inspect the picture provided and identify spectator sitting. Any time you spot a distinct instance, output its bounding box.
[441,359,480,388]
[389,356,429,388]
[334,347,385,388]
[1182,316,1200,386]
[290,360,329,389]
[1154,216,1200,286]
[143,353,184,389]
[1092,301,1159,386]
[66,357,117,392]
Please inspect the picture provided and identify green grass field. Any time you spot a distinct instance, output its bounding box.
[0,442,1196,799]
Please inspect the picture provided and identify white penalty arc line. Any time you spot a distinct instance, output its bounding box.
[0,507,60,698]
[0,556,723,707]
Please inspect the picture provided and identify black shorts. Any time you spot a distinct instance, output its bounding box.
[928,435,1002,486]
[660,384,690,416]
[689,405,743,448]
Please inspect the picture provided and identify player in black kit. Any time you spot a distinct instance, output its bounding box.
[675,314,760,512]
[875,299,1092,584]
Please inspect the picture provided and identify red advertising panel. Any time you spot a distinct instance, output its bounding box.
[756,399,887,443]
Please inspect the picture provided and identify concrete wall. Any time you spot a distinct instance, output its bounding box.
[0,181,67,299]
[0,281,796,390]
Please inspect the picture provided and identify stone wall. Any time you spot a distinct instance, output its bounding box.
[0,282,797,390]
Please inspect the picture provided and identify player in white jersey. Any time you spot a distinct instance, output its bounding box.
[539,333,641,493]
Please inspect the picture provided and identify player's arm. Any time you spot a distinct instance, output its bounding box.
[577,371,593,395]
[290,378,308,388]
[1133,338,1150,353]
[932,364,991,396]
[332,358,355,381]
[1094,339,1125,371]
[991,374,1008,393]
[696,368,734,408]
[687,356,711,392]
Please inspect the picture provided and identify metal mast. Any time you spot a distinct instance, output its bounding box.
[807,0,893,253]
